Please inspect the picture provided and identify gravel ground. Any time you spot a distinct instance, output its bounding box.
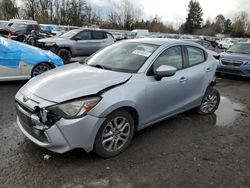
[0,75,250,188]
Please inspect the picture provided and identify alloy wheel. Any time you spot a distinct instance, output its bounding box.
[32,64,51,77]
[102,116,130,152]
[200,92,218,114]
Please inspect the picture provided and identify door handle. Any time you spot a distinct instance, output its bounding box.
[179,77,188,83]
[206,67,213,72]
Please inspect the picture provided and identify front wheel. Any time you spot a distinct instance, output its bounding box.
[94,110,135,158]
[197,88,220,115]
[31,63,52,77]
[57,49,71,64]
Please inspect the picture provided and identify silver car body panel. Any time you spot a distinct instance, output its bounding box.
[19,63,132,103]
[0,61,33,81]
[16,39,217,153]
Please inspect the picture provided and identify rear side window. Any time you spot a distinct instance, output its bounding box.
[153,46,183,70]
[92,31,105,40]
[187,46,205,66]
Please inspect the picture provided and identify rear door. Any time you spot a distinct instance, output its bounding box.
[183,45,212,104]
[90,31,109,52]
[74,30,92,56]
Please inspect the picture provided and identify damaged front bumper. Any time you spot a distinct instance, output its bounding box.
[15,92,105,153]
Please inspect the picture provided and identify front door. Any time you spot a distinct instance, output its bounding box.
[143,46,192,125]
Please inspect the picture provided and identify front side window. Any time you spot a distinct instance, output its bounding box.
[76,31,91,40]
[87,42,159,73]
[153,46,183,70]
[187,46,205,66]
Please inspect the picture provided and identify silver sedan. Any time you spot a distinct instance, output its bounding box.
[16,39,220,158]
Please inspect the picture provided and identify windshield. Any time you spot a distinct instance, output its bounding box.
[8,23,26,31]
[87,42,159,73]
[53,26,65,31]
[60,30,79,39]
[230,39,238,43]
[227,43,250,54]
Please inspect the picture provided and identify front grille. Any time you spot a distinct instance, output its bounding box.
[217,67,242,75]
[36,42,46,49]
[16,102,48,142]
[221,59,243,67]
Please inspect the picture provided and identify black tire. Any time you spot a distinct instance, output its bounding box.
[31,63,52,77]
[57,48,71,64]
[94,110,135,158]
[16,35,25,42]
[197,87,220,115]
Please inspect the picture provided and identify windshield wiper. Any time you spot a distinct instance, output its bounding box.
[89,64,113,70]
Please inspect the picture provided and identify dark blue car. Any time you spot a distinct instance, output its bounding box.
[217,42,250,77]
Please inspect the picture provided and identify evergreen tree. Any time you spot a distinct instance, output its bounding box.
[183,0,203,34]
[224,19,232,34]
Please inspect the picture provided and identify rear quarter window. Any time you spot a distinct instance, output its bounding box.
[187,46,206,66]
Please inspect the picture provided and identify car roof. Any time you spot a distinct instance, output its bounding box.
[123,38,202,47]
[8,19,38,24]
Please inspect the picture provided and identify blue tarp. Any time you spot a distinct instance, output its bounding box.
[0,37,63,69]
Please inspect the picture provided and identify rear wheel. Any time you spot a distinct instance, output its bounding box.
[94,110,135,158]
[31,63,52,77]
[57,49,71,64]
[197,88,220,115]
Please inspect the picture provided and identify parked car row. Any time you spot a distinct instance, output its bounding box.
[40,24,81,36]
[218,38,240,49]
[1,32,250,81]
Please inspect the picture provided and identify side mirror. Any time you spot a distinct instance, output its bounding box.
[154,65,177,80]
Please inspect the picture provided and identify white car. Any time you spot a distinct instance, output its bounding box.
[218,38,239,49]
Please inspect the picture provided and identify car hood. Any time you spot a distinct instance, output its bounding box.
[220,52,250,62]
[38,37,70,43]
[19,63,132,103]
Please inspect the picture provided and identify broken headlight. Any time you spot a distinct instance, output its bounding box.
[47,96,101,119]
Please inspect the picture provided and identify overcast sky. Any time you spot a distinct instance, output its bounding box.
[91,0,250,27]
[141,0,250,26]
